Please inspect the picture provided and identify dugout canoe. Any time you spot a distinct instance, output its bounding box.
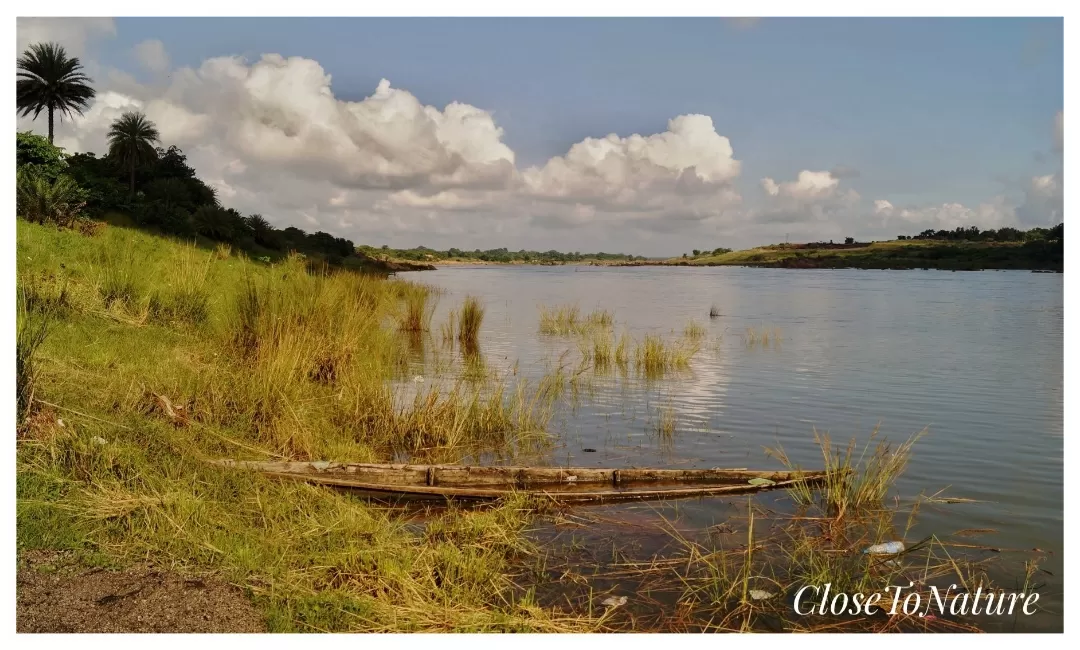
[214,460,832,504]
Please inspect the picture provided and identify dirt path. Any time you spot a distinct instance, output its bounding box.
[17,550,266,633]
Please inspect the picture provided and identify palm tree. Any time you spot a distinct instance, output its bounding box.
[17,42,96,144]
[107,111,160,195]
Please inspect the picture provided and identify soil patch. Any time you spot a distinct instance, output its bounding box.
[17,550,265,633]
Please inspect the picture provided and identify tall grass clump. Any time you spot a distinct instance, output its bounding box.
[440,309,457,348]
[586,309,614,329]
[458,296,485,353]
[683,319,706,340]
[634,333,700,378]
[16,290,52,424]
[656,404,677,440]
[743,326,782,347]
[709,304,721,319]
[766,426,927,519]
[578,330,615,371]
[614,331,631,368]
[398,284,434,332]
[148,244,212,326]
[538,303,581,335]
[538,304,613,336]
[98,242,147,310]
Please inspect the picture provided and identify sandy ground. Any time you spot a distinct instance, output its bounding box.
[16,550,266,633]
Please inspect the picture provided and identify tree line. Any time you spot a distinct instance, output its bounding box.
[899,224,1063,243]
[16,41,365,268]
[359,245,641,263]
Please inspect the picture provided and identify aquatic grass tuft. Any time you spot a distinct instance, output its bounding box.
[538,304,613,336]
[633,333,700,378]
[440,309,457,347]
[766,425,927,519]
[458,295,485,352]
[655,403,677,440]
[743,326,783,347]
[683,319,706,340]
[398,284,434,332]
[709,304,721,319]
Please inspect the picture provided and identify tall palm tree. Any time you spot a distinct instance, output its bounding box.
[16,42,96,144]
[107,111,160,195]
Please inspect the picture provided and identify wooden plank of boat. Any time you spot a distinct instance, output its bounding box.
[214,460,831,502]
[258,470,818,503]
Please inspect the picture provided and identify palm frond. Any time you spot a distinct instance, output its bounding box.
[16,42,96,124]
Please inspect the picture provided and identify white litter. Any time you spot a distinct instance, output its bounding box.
[601,596,627,609]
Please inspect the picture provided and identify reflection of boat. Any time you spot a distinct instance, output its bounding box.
[214,460,831,504]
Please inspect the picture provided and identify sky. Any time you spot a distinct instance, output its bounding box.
[15,17,1064,255]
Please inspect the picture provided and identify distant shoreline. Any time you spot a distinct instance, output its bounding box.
[389,242,1062,273]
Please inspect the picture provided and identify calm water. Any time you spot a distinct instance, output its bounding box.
[419,265,1063,631]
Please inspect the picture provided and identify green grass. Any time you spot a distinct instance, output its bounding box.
[15,218,594,632]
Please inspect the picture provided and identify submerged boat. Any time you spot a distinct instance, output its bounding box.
[215,460,831,504]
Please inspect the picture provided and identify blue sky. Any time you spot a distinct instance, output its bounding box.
[18,17,1065,253]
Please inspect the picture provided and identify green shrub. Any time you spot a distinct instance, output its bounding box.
[17,169,88,228]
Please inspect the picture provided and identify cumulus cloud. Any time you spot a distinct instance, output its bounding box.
[754,169,859,224]
[14,17,1060,252]
[134,39,170,74]
[519,114,742,228]
[42,53,517,192]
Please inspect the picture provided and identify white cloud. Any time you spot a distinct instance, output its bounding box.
[519,114,742,228]
[873,197,1015,232]
[753,169,859,225]
[134,39,170,74]
[16,17,115,58]
[760,170,838,201]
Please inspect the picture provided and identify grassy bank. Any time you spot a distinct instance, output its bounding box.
[15,219,592,632]
[664,239,1063,272]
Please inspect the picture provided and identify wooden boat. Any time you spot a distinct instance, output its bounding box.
[215,460,832,504]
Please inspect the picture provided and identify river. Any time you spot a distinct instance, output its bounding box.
[417,264,1063,631]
